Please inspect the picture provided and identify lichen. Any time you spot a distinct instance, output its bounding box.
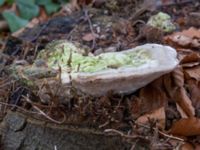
[147,12,176,33]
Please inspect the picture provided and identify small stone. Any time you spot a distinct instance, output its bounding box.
[5,113,26,132]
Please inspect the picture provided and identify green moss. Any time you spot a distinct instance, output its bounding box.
[37,41,152,73]
[7,65,57,87]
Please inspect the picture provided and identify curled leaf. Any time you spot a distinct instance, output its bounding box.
[131,77,167,118]
[136,107,166,130]
[186,79,200,109]
[172,67,195,117]
[184,66,200,81]
[165,27,200,48]
[170,117,200,136]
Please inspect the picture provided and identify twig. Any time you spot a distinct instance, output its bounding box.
[134,121,184,142]
[99,121,110,128]
[104,129,145,139]
[54,145,57,150]
[10,86,25,110]
[130,139,139,150]
[0,80,15,88]
[30,21,50,42]
[83,8,97,50]
[132,20,146,26]
[158,130,184,142]
[33,44,39,59]
[0,101,39,114]
[67,24,78,40]
[129,7,148,21]
[67,49,72,68]
[23,95,66,124]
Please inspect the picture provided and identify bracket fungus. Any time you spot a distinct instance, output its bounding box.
[37,41,179,96]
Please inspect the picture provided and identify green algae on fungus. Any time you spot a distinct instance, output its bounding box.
[36,42,178,96]
[37,41,152,73]
[147,12,176,33]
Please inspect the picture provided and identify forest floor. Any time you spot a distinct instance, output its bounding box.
[0,0,200,149]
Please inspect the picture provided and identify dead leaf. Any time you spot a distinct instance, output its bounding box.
[141,25,163,43]
[176,103,188,118]
[170,117,200,136]
[172,67,195,117]
[131,77,167,118]
[178,27,200,38]
[174,87,195,118]
[182,62,200,68]
[172,67,185,87]
[184,66,200,81]
[179,50,200,67]
[183,66,200,110]
[186,79,200,109]
[194,144,200,150]
[186,12,200,27]
[180,51,200,65]
[180,143,194,150]
[164,27,200,48]
[136,107,166,130]
[82,33,98,41]
[163,73,178,100]
[38,7,48,22]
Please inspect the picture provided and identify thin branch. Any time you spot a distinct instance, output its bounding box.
[104,129,145,139]
[0,101,39,114]
[83,8,97,50]
[134,121,184,142]
[23,96,66,124]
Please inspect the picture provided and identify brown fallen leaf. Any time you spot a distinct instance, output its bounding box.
[82,33,98,41]
[38,7,48,22]
[184,66,200,81]
[172,67,195,118]
[163,73,177,100]
[136,107,166,130]
[131,77,167,118]
[180,142,194,150]
[174,87,195,118]
[176,48,200,68]
[194,144,200,150]
[170,117,200,136]
[180,51,200,65]
[164,27,200,48]
[186,79,200,109]
[178,27,200,38]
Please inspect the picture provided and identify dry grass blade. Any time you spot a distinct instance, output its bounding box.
[104,129,145,139]
[23,96,66,124]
